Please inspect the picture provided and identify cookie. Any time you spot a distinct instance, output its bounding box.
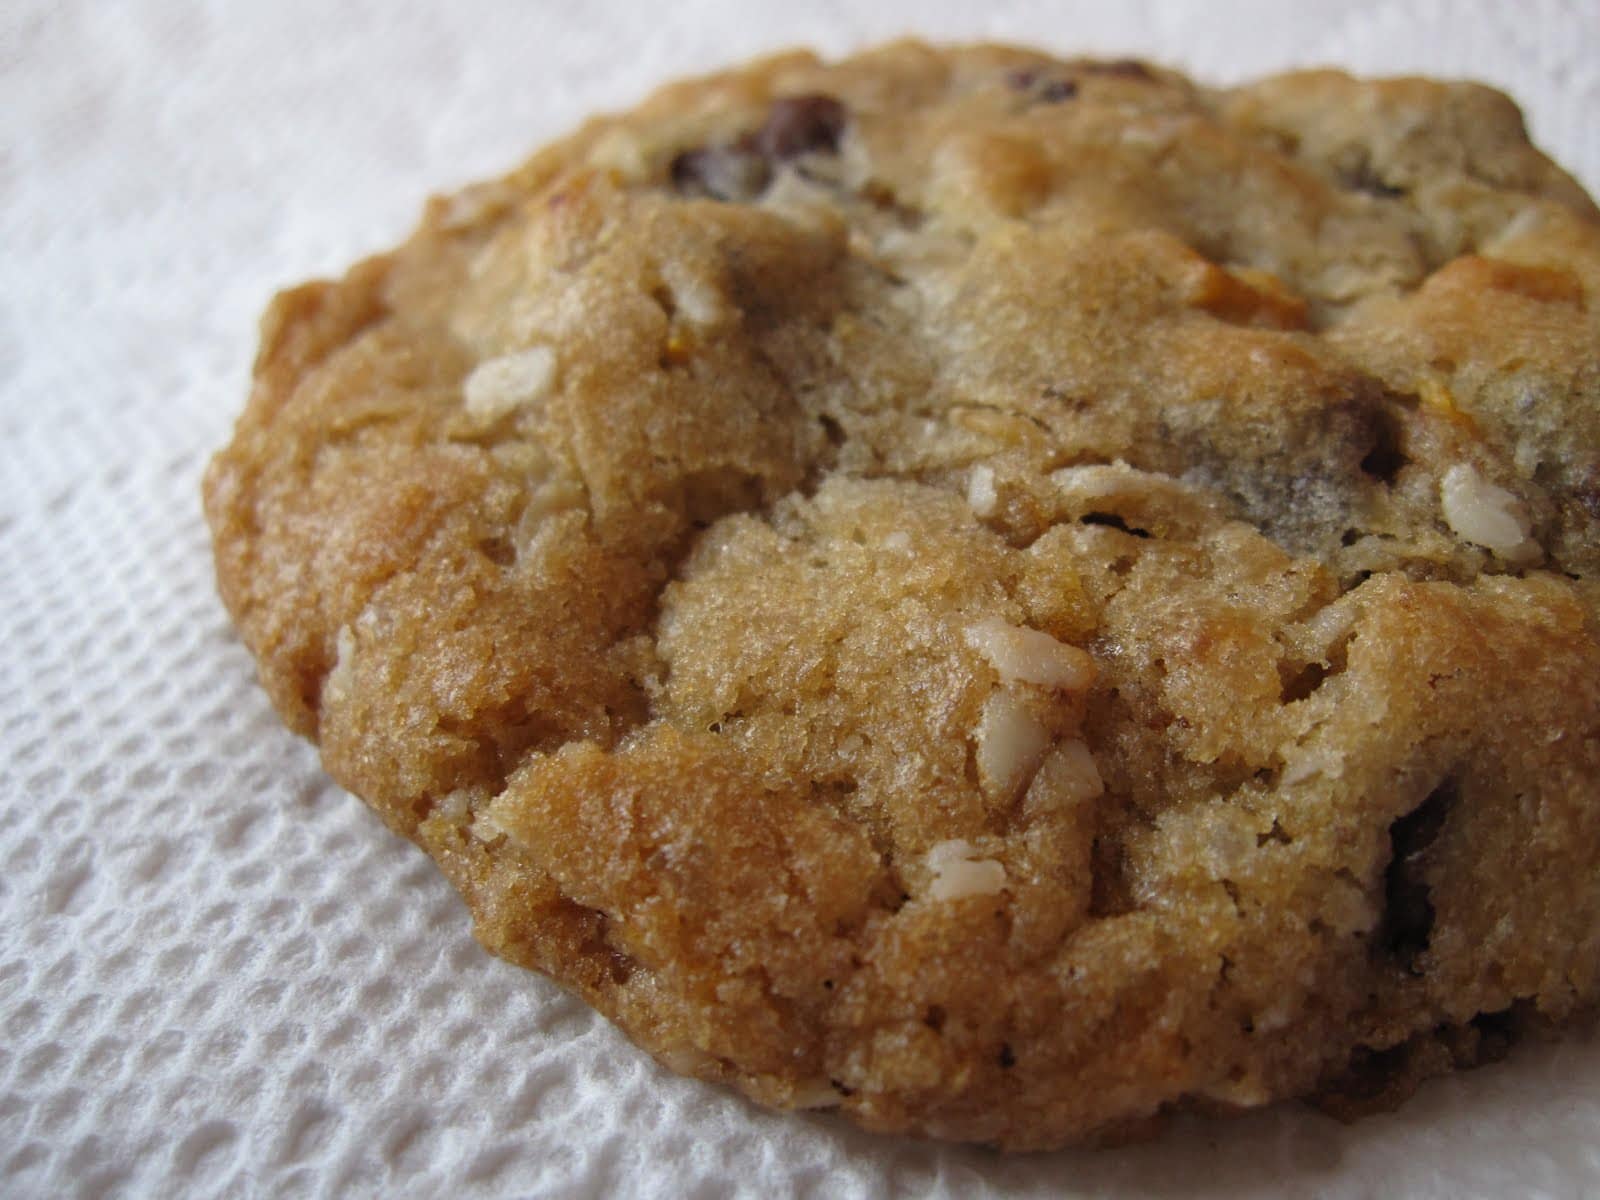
[204,42,1600,1148]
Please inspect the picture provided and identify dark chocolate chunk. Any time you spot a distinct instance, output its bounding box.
[1086,59,1156,81]
[669,94,846,202]
[1340,157,1407,198]
[1358,408,1409,484]
[1080,512,1151,538]
[756,94,848,160]
[1006,68,1078,103]
[1381,778,1457,972]
[1571,463,1600,519]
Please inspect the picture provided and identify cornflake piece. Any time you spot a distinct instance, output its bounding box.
[462,346,557,420]
[1439,464,1538,561]
[926,839,1007,900]
[974,690,1052,798]
[964,616,1095,691]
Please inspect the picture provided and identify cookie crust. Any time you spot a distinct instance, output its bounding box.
[205,42,1600,1148]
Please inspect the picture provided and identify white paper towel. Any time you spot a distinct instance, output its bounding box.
[2,2,1597,1195]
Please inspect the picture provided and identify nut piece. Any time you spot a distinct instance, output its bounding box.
[756,94,848,160]
[964,617,1095,691]
[462,346,557,420]
[1439,464,1539,562]
[973,690,1052,799]
[926,839,1007,901]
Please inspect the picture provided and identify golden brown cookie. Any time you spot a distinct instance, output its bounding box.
[205,42,1600,1148]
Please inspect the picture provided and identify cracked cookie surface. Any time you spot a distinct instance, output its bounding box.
[205,41,1600,1148]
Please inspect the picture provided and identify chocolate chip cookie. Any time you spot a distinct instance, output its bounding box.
[204,42,1600,1147]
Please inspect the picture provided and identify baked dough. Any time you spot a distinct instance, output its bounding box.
[205,43,1600,1147]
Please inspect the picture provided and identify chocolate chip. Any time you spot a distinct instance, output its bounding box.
[669,144,772,202]
[1468,1006,1523,1061]
[669,94,845,202]
[1006,68,1078,103]
[1079,512,1150,538]
[1358,408,1409,484]
[1572,464,1600,519]
[1086,59,1156,81]
[1339,156,1406,198]
[1087,835,1136,917]
[755,94,848,160]
[1381,778,1456,973]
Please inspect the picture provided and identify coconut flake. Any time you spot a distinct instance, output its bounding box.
[323,624,356,705]
[1440,464,1538,561]
[787,1078,843,1110]
[966,464,998,516]
[973,690,1052,799]
[964,617,1095,691]
[659,262,724,327]
[462,346,557,420]
[926,839,1007,900]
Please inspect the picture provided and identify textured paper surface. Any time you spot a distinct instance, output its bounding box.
[3,2,1598,1195]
